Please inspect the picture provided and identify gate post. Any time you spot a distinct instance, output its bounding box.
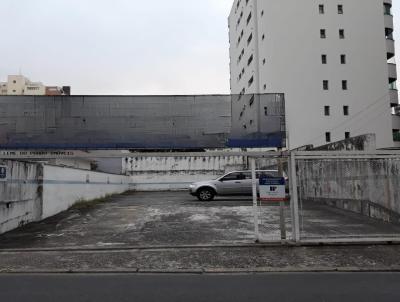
[289,152,300,242]
[251,157,260,242]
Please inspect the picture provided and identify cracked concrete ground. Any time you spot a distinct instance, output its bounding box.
[0,191,399,250]
[0,191,400,272]
[0,191,289,249]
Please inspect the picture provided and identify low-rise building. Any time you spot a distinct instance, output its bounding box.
[0,75,70,96]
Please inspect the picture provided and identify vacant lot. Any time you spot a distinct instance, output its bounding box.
[0,191,399,250]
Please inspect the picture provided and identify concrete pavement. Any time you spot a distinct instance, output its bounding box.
[1,191,400,274]
[0,191,399,250]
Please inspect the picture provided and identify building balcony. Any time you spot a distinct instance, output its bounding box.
[384,14,394,32]
[388,63,397,83]
[386,38,395,59]
[393,114,400,144]
[393,114,400,129]
[384,0,392,7]
[389,89,399,107]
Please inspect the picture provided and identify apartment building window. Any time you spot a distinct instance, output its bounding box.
[324,106,330,116]
[247,33,253,45]
[345,132,350,139]
[321,54,327,64]
[248,54,253,66]
[247,12,252,25]
[248,76,254,87]
[323,80,329,90]
[264,107,268,116]
[249,95,255,106]
[338,5,343,14]
[339,29,345,39]
[325,132,331,143]
[342,80,348,90]
[343,106,349,116]
[319,4,324,14]
[340,54,346,64]
[238,48,245,64]
[320,29,326,39]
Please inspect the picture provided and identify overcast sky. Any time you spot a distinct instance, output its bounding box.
[0,0,399,95]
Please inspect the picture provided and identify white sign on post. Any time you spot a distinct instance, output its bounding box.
[259,176,286,202]
[0,165,7,182]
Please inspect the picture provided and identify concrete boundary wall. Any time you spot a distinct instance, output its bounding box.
[297,157,400,224]
[0,160,43,234]
[0,160,132,234]
[42,165,132,219]
[125,156,248,191]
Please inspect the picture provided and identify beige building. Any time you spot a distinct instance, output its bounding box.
[0,75,70,96]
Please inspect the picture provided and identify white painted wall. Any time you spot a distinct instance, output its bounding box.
[47,158,92,170]
[0,160,42,234]
[125,156,248,191]
[229,0,396,149]
[42,165,132,219]
[0,160,133,234]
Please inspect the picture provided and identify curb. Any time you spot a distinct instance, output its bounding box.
[1,240,400,253]
[1,266,400,275]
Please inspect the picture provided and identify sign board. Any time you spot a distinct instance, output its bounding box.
[259,176,286,202]
[0,165,7,182]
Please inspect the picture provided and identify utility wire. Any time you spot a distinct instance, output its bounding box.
[292,92,390,149]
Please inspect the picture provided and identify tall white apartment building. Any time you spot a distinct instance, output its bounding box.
[229,0,399,149]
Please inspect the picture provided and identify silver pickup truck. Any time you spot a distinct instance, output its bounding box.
[189,170,287,201]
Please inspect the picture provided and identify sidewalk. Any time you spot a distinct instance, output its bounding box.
[1,244,400,273]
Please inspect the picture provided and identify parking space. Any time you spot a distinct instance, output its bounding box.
[299,200,400,240]
[0,192,261,249]
[0,191,399,250]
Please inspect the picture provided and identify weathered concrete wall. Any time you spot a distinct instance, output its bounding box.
[46,158,92,170]
[125,156,248,191]
[42,165,132,219]
[298,157,400,223]
[0,94,285,149]
[0,160,132,234]
[0,160,43,234]
[312,134,377,151]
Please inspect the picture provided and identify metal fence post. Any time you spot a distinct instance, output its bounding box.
[278,158,287,240]
[251,157,260,242]
[290,152,300,242]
